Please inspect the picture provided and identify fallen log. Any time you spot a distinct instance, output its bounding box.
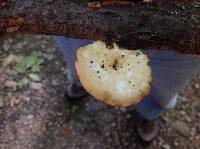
[0,0,200,54]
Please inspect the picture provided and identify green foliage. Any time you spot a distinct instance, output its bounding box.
[28,73,41,81]
[16,52,44,73]
[15,52,44,89]
[18,78,30,89]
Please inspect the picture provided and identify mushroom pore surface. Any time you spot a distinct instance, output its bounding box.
[75,41,152,106]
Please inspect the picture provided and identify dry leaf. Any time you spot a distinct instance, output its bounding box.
[3,54,16,67]
[10,96,19,107]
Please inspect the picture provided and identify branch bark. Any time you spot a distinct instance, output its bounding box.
[0,0,200,54]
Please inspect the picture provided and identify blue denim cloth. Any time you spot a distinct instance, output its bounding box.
[55,36,200,121]
[55,37,93,81]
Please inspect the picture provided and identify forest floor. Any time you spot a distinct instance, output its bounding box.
[0,35,199,149]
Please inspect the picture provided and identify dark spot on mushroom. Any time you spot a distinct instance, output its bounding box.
[98,77,101,79]
[112,59,118,70]
[122,55,125,58]
[138,62,140,64]
[101,64,104,68]
[102,61,104,63]
[104,54,107,56]
[139,90,142,92]
[136,52,141,57]
[90,61,93,63]
[129,69,131,71]
[128,64,130,65]
[97,71,100,73]
[107,59,109,61]
[89,66,91,68]
[129,81,131,83]
[133,85,135,87]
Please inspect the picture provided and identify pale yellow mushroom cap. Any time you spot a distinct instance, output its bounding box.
[75,41,152,107]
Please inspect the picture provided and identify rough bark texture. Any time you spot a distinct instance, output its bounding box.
[0,0,200,54]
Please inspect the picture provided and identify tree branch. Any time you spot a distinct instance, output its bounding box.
[0,0,200,54]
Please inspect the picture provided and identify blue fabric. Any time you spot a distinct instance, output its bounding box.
[134,96,163,121]
[54,36,200,121]
[135,50,200,120]
[55,36,93,81]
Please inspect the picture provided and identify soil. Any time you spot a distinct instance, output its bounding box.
[0,35,199,149]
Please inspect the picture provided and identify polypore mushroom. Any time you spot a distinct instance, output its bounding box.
[75,41,152,106]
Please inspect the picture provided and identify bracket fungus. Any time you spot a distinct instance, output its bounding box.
[75,41,152,106]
